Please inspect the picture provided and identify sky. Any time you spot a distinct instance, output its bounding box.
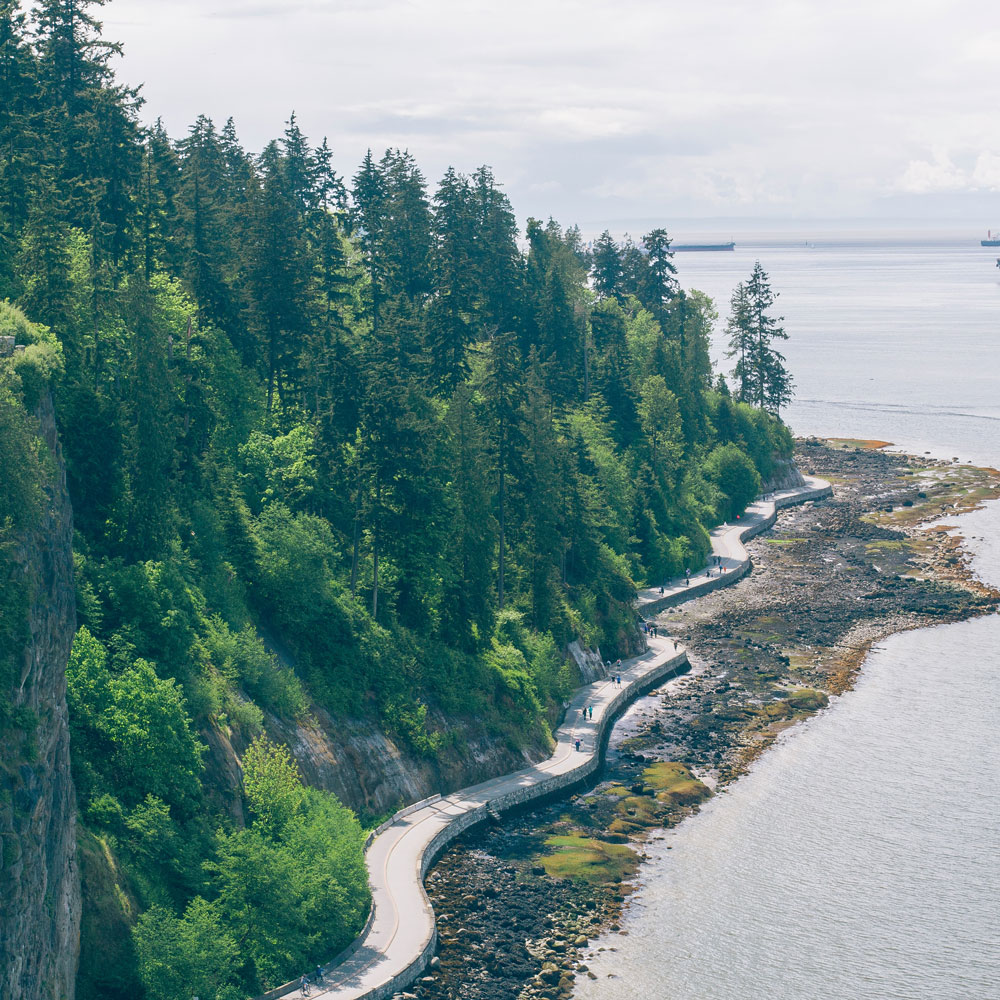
[99,0,1000,234]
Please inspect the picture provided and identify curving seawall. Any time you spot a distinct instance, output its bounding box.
[636,476,832,615]
[265,474,832,1000]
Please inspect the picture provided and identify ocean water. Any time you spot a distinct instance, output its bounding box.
[573,231,1000,1000]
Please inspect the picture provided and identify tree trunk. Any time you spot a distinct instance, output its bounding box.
[350,504,361,595]
[372,475,381,619]
[498,440,505,610]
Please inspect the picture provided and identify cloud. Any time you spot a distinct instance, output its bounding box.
[898,149,1000,195]
[971,152,1000,191]
[898,150,969,194]
[104,0,1000,221]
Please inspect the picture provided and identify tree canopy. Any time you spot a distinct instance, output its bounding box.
[0,7,795,998]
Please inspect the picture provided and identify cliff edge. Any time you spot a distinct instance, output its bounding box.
[0,390,80,1000]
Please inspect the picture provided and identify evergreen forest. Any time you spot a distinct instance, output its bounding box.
[0,2,793,997]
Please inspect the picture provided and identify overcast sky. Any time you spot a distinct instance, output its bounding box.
[100,0,1000,233]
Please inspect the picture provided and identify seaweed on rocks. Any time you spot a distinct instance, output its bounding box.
[411,441,1000,1000]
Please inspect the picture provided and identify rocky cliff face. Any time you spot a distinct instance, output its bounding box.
[0,392,80,1000]
[764,456,806,492]
[267,708,546,821]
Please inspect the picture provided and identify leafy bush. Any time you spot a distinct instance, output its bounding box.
[0,371,44,733]
[66,626,205,817]
[134,736,369,998]
[11,340,63,407]
[200,616,307,720]
[703,443,762,522]
[133,898,240,1000]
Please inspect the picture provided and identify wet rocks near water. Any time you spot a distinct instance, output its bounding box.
[411,441,1000,1000]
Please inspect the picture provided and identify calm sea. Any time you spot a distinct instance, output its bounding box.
[574,230,1000,1000]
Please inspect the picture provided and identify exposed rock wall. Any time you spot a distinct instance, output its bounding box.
[764,456,806,492]
[265,635,643,821]
[567,640,609,684]
[0,392,80,1000]
[268,707,548,821]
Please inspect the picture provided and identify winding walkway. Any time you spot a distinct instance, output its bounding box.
[268,475,832,1000]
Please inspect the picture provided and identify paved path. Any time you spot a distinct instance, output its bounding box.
[267,475,832,1000]
[636,475,832,614]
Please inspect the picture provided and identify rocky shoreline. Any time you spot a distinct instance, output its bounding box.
[406,441,1000,1000]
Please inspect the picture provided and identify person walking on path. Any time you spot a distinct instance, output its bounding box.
[588,705,594,720]
[575,738,581,751]
[685,567,690,586]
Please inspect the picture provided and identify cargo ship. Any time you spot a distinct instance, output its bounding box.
[671,241,736,252]
[981,229,1000,246]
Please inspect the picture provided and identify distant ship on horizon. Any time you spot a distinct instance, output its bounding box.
[671,241,736,252]
[981,229,1000,246]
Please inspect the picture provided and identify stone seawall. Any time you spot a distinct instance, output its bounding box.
[263,475,832,1000]
[638,479,832,615]
[271,649,690,1000]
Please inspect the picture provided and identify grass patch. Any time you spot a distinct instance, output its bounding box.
[538,834,640,884]
[642,762,712,806]
[823,438,893,451]
[754,689,829,721]
[602,784,631,798]
[786,689,829,712]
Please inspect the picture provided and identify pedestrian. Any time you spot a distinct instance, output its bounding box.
[575,738,581,751]
[659,584,664,595]
[315,966,324,985]
[588,705,594,720]
[616,673,621,686]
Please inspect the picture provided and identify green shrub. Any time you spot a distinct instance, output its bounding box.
[201,615,307,720]
[703,443,762,522]
[66,626,205,817]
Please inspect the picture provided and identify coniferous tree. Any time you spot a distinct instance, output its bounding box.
[726,262,792,413]
[618,233,650,300]
[379,148,432,303]
[477,330,523,609]
[15,165,72,333]
[640,228,678,319]
[248,140,310,412]
[590,297,637,443]
[725,280,752,402]
[470,165,520,331]
[590,230,622,300]
[351,149,386,333]
[35,0,141,246]
[440,382,494,645]
[746,261,792,413]
[177,117,240,345]
[426,166,476,388]
[519,357,565,631]
[0,1,38,295]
